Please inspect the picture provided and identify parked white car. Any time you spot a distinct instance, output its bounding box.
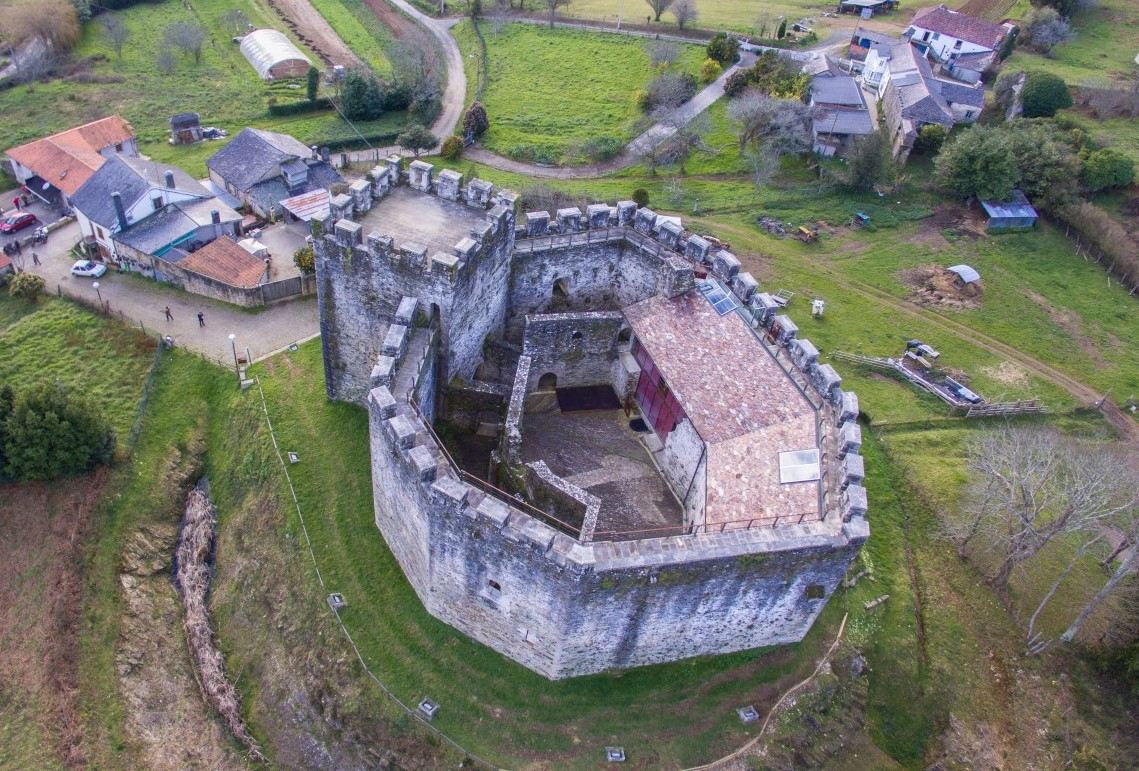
[70,259,107,278]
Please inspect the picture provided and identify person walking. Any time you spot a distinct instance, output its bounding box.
[164,306,173,322]
[31,251,40,266]
[12,197,20,211]
[197,311,205,327]
[12,239,21,256]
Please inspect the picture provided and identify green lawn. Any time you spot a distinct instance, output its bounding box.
[0,0,406,178]
[454,21,705,162]
[0,296,156,439]
[308,0,395,73]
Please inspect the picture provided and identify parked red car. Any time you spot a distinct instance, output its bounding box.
[0,212,37,234]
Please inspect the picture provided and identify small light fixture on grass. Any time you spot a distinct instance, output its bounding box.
[327,593,347,611]
[605,747,626,762]
[737,705,760,723]
[288,452,300,463]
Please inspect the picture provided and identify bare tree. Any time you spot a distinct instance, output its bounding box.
[728,90,814,154]
[392,27,442,102]
[744,145,779,200]
[165,20,207,65]
[672,0,698,30]
[221,8,251,36]
[645,0,674,22]
[946,425,1137,592]
[487,2,510,39]
[647,40,682,69]
[540,0,572,27]
[652,108,709,175]
[1024,7,1075,57]
[1025,531,1102,647]
[1061,508,1139,643]
[156,47,176,75]
[101,13,129,58]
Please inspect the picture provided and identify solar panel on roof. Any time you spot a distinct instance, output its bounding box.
[698,280,739,316]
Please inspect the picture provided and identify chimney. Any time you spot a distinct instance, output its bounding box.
[320,146,330,163]
[210,209,221,238]
[164,170,175,189]
[111,192,128,231]
[311,145,319,160]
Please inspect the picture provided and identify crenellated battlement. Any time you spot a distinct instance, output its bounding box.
[317,157,870,680]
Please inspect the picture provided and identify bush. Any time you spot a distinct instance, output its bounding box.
[440,135,463,160]
[934,125,1020,199]
[914,124,948,154]
[8,272,45,301]
[341,70,386,121]
[267,97,334,116]
[724,69,751,98]
[1082,148,1135,191]
[463,101,490,137]
[507,144,560,165]
[307,65,320,101]
[632,188,650,207]
[706,32,739,66]
[3,382,114,481]
[1021,71,1072,118]
[642,71,698,111]
[700,58,722,84]
[396,124,438,157]
[293,245,315,276]
[581,136,624,162]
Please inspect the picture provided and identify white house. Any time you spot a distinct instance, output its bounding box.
[4,116,137,210]
[907,5,1012,65]
[70,155,240,267]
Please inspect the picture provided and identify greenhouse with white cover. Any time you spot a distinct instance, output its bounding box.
[239,29,311,80]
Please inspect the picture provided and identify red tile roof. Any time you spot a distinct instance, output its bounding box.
[0,253,11,273]
[178,237,267,288]
[911,4,1008,49]
[5,116,135,197]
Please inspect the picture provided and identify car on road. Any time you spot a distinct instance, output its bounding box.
[0,211,37,234]
[70,259,107,278]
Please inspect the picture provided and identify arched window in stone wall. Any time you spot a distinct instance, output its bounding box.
[538,372,557,390]
[617,326,632,346]
[552,277,570,298]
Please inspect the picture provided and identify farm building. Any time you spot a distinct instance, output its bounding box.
[170,113,202,145]
[837,0,897,16]
[981,190,1038,230]
[239,29,311,80]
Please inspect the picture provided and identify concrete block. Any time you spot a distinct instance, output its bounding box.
[382,324,408,359]
[400,242,428,266]
[436,168,462,201]
[431,251,460,277]
[842,484,868,520]
[387,414,417,449]
[634,207,657,235]
[556,207,583,232]
[453,237,478,262]
[395,296,418,326]
[586,203,610,228]
[840,390,860,425]
[616,200,637,226]
[841,452,865,489]
[367,231,393,253]
[774,315,798,346]
[839,421,862,458]
[409,159,433,192]
[657,219,682,249]
[465,177,493,208]
[368,386,397,419]
[685,234,711,263]
[330,194,354,221]
[371,356,395,388]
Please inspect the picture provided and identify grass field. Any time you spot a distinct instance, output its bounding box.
[1004,0,1139,84]
[309,0,395,72]
[0,0,406,179]
[454,21,705,161]
[0,296,156,439]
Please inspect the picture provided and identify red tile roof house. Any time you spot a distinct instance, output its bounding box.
[155,236,270,308]
[5,116,138,210]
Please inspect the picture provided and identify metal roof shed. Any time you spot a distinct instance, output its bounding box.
[947,264,980,284]
[981,190,1038,230]
[239,29,312,80]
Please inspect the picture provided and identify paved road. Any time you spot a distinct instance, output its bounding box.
[387,0,466,141]
[9,216,319,366]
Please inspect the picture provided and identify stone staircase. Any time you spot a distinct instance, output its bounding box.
[392,326,434,403]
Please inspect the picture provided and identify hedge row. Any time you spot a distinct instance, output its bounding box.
[268,98,334,117]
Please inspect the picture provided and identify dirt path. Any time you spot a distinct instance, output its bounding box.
[268,0,363,68]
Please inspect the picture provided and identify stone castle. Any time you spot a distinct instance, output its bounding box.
[313,157,869,679]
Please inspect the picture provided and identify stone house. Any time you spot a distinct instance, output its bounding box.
[5,116,137,210]
[206,127,341,218]
[809,75,875,157]
[70,155,240,268]
[871,40,983,159]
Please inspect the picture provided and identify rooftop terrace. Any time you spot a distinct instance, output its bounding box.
[361,185,487,256]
